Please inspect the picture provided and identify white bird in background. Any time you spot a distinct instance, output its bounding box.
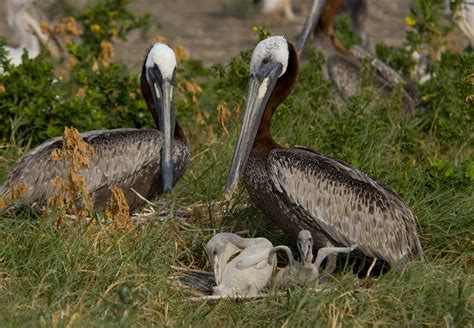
[2,0,60,68]
[255,0,297,21]
[411,0,473,83]
[453,0,474,45]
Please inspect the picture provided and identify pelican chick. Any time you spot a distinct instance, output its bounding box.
[205,233,295,298]
[297,230,357,276]
[273,230,356,288]
[205,233,274,297]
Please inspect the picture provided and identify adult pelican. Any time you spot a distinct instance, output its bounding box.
[0,43,190,210]
[225,36,423,272]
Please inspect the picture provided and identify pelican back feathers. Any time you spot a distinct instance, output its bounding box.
[1,128,189,210]
[267,146,423,267]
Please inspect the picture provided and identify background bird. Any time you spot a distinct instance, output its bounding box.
[2,0,61,69]
[297,0,418,113]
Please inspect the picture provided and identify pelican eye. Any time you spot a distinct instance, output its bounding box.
[262,57,270,65]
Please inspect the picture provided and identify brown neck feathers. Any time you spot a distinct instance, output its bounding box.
[255,41,299,152]
[316,0,350,56]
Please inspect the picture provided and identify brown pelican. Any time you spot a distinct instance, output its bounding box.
[2,0,61,69]
[0,43,189,210]
[297,0,417,113]
[205,233,294,297]
[225,36,423,273]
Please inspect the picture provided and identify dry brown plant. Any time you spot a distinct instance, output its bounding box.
[217,101,231,136]
[100,40,115,67]
[105,186,132,230]
[173,45,189,62]
[47,127,94,225]
[52,17,81,45]
[0,182,27,210]
[183,80,202,104]
[149,35,168,44]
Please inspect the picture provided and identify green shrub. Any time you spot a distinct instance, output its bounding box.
[222,0,257,18]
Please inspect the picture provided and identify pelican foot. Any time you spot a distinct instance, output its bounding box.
[366,257,377,277]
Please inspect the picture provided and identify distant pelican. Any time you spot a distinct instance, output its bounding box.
[3,0,60,68]
[449,0,474,46]
[225,36,423,273]
[0,43,190,210]
[297,0,417,113]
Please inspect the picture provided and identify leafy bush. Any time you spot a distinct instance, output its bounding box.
[77,0,151,56]
[222,0,257,18]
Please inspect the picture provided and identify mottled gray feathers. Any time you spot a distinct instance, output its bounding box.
[326,52,417,113]
[267,147,423,267]
[1,128,190,210]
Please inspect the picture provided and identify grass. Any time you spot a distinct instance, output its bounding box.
[1,20,474,328]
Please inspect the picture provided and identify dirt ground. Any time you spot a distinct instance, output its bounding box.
[0,0,413,69]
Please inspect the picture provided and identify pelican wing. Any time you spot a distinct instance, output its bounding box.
[327,53,417,113]
[349,45,419,102]
[235,246,273,270]
[349,45,405,85]
[268,147,423,266]
[1,128,163,206]
[326,54,362,98]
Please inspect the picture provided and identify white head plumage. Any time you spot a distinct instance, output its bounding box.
[250,36,289,78]
[145,43,177,80]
